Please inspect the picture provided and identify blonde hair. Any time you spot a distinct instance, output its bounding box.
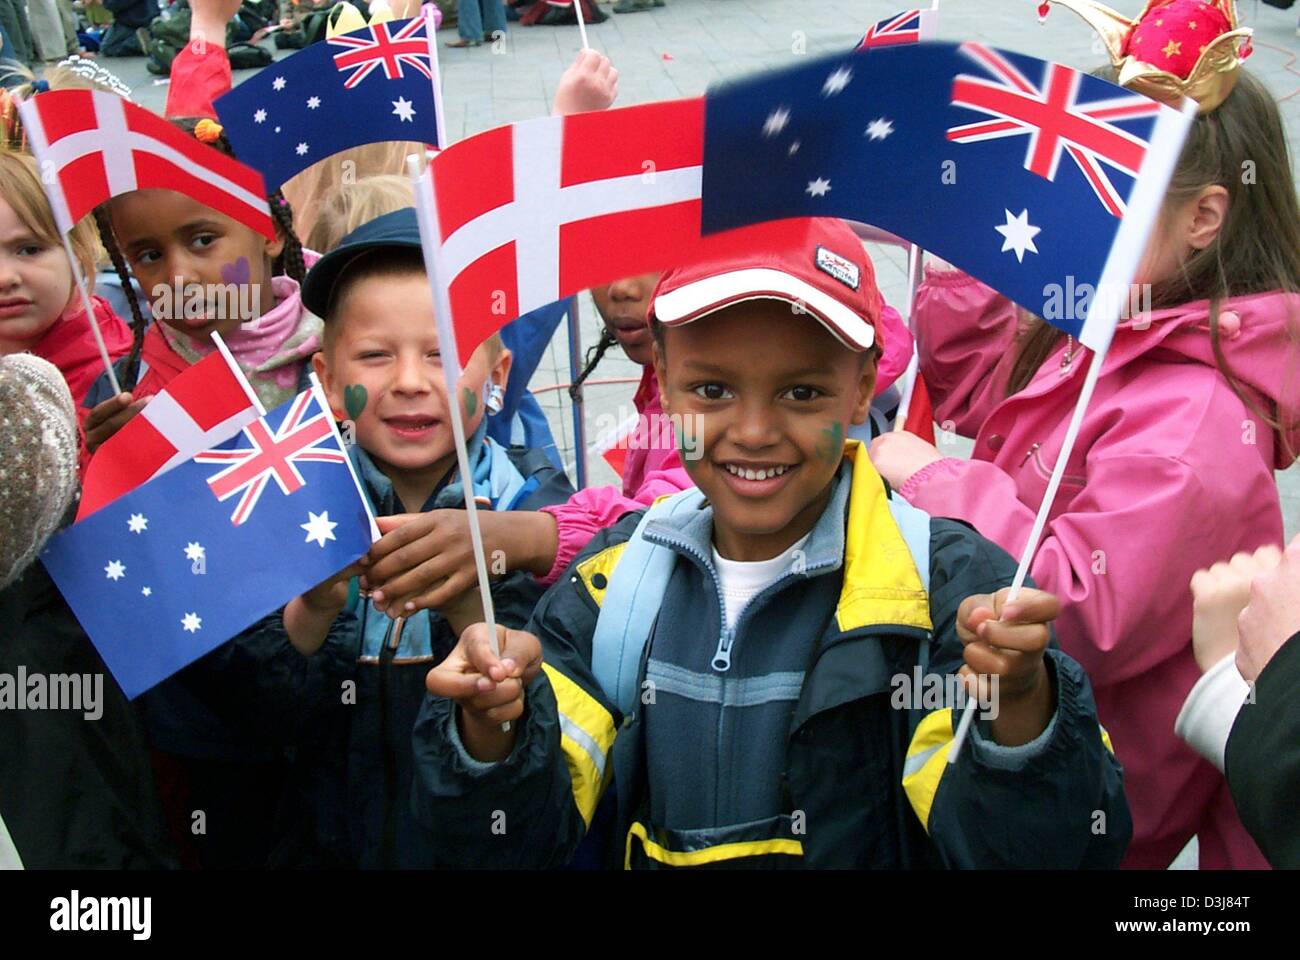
[305,174,415,253]
[284,142,423,244]
[0,150,100,287]
[0,60,133,153]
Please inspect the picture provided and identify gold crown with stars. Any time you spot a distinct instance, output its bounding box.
[1039,0,1253,113]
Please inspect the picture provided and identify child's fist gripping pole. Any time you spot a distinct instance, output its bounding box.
[426,623,543,762]
[954,586,1058,749]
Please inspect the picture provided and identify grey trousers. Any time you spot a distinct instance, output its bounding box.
[27,0,76,60]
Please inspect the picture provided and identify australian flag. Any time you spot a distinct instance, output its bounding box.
[701,41,1193,352]
[41,385,376,699]
[215,15,443,191]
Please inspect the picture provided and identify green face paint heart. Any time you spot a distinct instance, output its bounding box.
[343,384,367,420]
[462,386,477,418]
[815,422,845,464]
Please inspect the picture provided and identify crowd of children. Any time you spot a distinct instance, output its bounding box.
[1,0,1298,871]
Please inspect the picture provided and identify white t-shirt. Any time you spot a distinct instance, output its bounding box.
[711,533,812,633]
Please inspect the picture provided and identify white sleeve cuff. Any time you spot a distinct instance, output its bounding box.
[1174,654,1249,773]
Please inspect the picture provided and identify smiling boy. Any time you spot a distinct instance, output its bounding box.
[257,208,573,868]
[411,217,1130,869]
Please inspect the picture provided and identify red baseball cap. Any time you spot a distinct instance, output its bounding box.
[648,217,883,351]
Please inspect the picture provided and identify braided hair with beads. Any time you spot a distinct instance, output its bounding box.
[94,116,308,390]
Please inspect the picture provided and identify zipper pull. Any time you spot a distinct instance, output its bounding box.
[711,628,734,673]
[1020,442,1041,467]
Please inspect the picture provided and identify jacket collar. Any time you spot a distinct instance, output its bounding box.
[641,439,930,636]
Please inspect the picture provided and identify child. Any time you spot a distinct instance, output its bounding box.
[81,117,318,449]
[0,151,131,470]
[868,60,1300,866]
[409,216,1129,869]
[255,206,573,868]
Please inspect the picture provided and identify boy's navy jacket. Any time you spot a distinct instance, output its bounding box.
[411,443,1132,868]
[291,420,573,868]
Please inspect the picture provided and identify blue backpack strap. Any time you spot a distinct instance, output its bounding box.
[887,493,935,740]
[590,488,707,717]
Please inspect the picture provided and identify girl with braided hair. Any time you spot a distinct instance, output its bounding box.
[83,115,323,451]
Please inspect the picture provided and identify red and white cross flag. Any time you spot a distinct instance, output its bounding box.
[77,338,261,520]
[18,89,276,241]
[414,96,707,378]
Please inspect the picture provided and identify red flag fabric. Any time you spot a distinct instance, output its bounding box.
[78,350,260,519]
[18,89,275,241]
[423,97,706,370]
[902,370,936,443]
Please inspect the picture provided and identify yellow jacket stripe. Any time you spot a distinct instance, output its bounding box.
[624,822,804,869]
[575,542,628,608]
[902,708,955,832]
[541,662,617,826]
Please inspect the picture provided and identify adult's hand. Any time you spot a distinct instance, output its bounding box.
[1237,533,1300,684]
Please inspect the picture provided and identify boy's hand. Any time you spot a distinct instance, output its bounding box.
[365,510,559,618]
[84,392,147,453]
[956,587,1057,747]
[426,623,543,761]
[284,559,364,656]
[1190,545,1282,672]
[552,49,618,116]
[1237,534,1300,684]
[869,431,944,491]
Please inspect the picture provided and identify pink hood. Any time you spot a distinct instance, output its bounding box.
[899,270,1291,869]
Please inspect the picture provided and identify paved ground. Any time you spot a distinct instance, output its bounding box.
[111,0,1299,531]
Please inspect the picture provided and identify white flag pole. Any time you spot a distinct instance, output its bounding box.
[409,155,512,730]
[945,96,1197,763]
[572,0,591,50]
[62,232,122,396]
[209,330,267,416]
[15,94,123,396]
[891,242,925,432]
[422,4,449,149]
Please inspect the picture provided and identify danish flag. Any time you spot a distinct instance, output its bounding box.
[420,98,707,372]
[196,391,347,526]
[859,9,936,48]
[947,43,1163,217]
[329,17,433,90]
[17,89,275,240]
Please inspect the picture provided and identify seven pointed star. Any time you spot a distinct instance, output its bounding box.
[301,510,339,548]
[105,560,126,581]
[806,177,831,198]
[127,513,148,534]
[392,97,416,122]
[865,117,894,141]
[762,107,790,138]
[996,208,1041,263]
[181,612,202,633]
[822,66,853,96]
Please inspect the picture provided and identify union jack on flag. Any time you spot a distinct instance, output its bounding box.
[196,389,348,526]
[947,43,1164,217]
[329,16,434,90]
[858,8,937,48]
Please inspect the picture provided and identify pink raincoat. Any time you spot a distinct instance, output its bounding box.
[899,267,1299,869]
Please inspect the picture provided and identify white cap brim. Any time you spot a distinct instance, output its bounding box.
[653,268,875,350]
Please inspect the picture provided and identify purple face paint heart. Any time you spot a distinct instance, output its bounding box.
[220,257,251,287]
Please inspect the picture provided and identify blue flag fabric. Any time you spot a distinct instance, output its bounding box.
[41,388,374,699]
[701,41,1191,351]
[215,16,442,190]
